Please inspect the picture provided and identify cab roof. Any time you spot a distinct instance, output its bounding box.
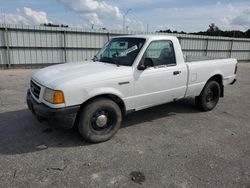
[113,35,178,41]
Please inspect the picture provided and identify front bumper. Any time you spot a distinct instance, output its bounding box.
[26,90,80,129]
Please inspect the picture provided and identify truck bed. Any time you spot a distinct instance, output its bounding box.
[185,55,227,62]
[184,57,237,97]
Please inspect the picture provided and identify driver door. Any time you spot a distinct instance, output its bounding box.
[133,40,187,109]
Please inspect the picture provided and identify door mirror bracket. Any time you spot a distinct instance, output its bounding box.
[137,58,153,70]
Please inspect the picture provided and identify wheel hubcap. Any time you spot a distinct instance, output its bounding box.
[96,114,108,128]
[91,109,115,132]
[206,89,214,102]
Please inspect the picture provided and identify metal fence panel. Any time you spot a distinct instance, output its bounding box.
[0,23,249,67]
[233,41,250,51]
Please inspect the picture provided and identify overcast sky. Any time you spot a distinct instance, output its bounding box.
[0,0,249,32]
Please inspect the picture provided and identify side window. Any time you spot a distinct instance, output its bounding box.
[144,40,176,66]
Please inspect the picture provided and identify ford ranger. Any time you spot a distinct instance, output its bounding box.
[26,35,237,142]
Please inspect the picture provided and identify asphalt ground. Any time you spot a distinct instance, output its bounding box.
[0,63,249,188]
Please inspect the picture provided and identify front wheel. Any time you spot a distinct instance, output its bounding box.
[195,80,221,111]
[77,98,122,143]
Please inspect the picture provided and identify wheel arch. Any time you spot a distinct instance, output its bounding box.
[207,74,224,97]
[78,93,126,116]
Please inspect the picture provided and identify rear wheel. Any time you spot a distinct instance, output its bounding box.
[77,98,122,143]
[195,80,221,111]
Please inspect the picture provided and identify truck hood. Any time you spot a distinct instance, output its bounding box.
[32,61,132,89]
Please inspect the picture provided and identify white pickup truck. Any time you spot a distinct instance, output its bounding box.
[27,35,237,142]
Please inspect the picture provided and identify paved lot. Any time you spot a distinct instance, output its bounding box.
[0,63,250,188]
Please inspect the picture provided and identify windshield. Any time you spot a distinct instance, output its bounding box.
[94,37,146,66]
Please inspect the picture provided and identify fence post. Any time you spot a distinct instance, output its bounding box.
[107,32,110,41]
[63,30,67,63]
[178,37,182,45]
[4,25,11,68]
[229,39,234,58]
[205,38,209,56]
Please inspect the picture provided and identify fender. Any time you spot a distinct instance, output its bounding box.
[86,87,124,101]
[208,70,224,84]
[80,87,127,114]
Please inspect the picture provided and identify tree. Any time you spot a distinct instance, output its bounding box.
[41,23,69,28]
[245,29,250,38]
[156,23,250,38]
[206,23,222,36]
[207,23,220,32]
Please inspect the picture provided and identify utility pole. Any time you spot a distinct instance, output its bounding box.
[0,9,5,24]
[123,8,131,32]
[4,10,6,24]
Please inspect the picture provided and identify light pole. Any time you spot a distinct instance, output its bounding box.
[123,8,131,32]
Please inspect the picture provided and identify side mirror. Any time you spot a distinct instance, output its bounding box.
[137,58,153,70]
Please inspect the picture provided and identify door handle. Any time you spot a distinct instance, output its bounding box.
[173,71,181,75]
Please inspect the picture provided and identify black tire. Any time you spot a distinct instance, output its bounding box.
[77,98,122,143]
[195,80,221,111]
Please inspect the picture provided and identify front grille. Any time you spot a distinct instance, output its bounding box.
[30,80,41,99]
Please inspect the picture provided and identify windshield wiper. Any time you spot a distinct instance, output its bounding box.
[99,57,120,67]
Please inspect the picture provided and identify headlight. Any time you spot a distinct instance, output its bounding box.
[43,88,65,104]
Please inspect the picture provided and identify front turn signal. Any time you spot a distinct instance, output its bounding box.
[53,91,65,104]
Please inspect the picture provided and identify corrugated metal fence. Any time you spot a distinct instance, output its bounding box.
[0,24,250,68]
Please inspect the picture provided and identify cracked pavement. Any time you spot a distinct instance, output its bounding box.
[0,63,250,187]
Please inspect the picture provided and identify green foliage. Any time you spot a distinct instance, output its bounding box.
[157,23,250,38]
[41,23,69,28]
